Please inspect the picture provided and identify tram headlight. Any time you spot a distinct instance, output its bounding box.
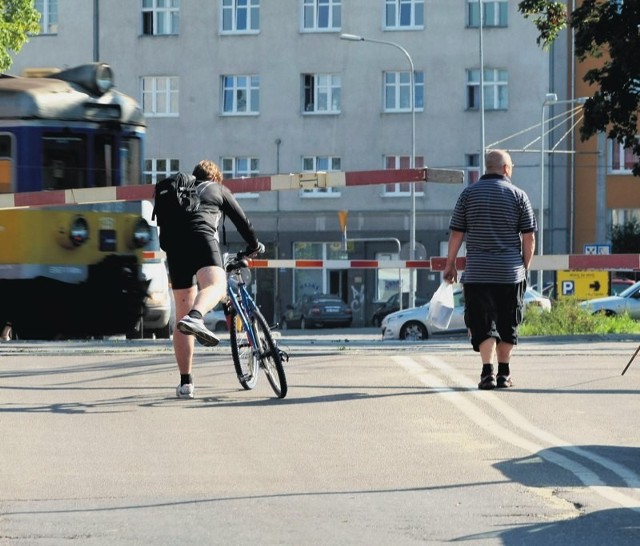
[57,215,90,249]
[130,218,152,249]
[95,64,114,94]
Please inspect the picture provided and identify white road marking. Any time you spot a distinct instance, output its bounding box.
[393,354,640,511]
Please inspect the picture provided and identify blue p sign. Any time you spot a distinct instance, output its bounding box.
[562,280,575,296]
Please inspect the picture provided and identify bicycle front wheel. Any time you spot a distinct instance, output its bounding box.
[229,308,259,390]
[252,309,288,398]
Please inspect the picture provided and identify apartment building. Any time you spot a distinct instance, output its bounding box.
[12,0,560,324]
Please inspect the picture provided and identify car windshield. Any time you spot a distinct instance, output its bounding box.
[618,282,640,298]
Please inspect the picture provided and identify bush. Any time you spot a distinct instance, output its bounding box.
[520,299,640,336]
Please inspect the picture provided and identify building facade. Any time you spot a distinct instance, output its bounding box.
[11,0,561,324]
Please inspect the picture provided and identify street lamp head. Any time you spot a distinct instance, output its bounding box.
[575,96,588,104]
[340,33,364,42]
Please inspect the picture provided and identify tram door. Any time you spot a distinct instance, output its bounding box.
[328,269,348,303]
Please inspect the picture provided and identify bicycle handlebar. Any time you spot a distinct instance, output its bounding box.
[225,246,263,273]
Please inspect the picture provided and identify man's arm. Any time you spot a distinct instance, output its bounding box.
[522,231,535,271]
[443,229,465,284]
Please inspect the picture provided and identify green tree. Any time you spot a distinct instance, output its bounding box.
[0,0,40,71]
[518,0,640,176]
[610,218,640,253]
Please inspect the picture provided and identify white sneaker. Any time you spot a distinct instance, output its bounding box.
[176,383,194,399]
[177,315,220,347]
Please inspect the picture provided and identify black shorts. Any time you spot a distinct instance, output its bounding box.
[463,281,526,352]
[166,237,223,289]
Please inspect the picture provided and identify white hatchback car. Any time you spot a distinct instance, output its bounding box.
[381,286,551,341]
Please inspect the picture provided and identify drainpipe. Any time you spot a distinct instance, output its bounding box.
[93,0,100,62]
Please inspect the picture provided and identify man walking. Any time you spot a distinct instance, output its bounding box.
[443,149,537,390]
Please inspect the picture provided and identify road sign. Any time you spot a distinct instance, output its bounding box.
[584,244,611,255]
[556,270,609,300]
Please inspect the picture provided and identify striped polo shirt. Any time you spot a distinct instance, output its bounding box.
[449,174,537,284]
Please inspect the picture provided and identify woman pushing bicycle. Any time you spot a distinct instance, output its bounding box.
[153,159,264,399]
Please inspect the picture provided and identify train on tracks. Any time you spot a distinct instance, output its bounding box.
[0,63,170,339]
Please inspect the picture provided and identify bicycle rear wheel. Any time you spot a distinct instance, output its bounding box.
[229,306,259,390]
[252,309,288,398]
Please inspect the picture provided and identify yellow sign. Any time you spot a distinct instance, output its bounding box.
[556,270,609,300]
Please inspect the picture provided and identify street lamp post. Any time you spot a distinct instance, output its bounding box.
[340,33,417,308]
[538,94,588,291]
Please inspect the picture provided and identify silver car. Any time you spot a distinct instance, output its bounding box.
[579,281,640,318]
[382,287,551,341]
[381,287,467,341]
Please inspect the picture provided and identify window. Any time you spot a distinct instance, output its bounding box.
[144,158,179,185]
[303,74,341,114]
[35,0,57,34]
[141,76,179,117]
[221,0,260,33]
[292,242,348,302]
[222,157,260,197]
[0,134,14,193]
[609,138,639,174]
[384,71,424,112]
[300,156,341,196]
[302,0,341,31]
[142,0,180,36]
[466,0,508,27]
[467,68,508,110]
[466,153,481,184]
[384,0,424,29]
[222,75,260,114]
[383,155,425,195]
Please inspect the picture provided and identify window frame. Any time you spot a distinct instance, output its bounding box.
[383,70,424,112]
[466,0,508,28]
[609,138,639,174]
[142,0,180,36]
[465,153,481,184]
[383,0,424,30]
[382,155,425,196]
[35,0,58,34]
[221,0,260,34]
[141,76,180,117]
[301,0,342,32]
[221,74,260,115]
[300,155,342,197]
[144,158,180,185]
[221,156,260,198]
[466,68,509,110]
[302,73,342,114]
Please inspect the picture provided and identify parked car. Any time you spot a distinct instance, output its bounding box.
[281,294,352,329]
[370,293,428,327]
[524,287,553,311]
[382,287,551,341]
[579,281,640,318]
[611,277,635,295]
[203,303,229,332]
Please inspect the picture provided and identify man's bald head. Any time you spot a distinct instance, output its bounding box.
[485,149,514,177]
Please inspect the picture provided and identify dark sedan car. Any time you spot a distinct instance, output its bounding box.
[281,294,352,329]
[371,293,428,327]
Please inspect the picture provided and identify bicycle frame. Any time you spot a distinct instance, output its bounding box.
[226,273,260,353]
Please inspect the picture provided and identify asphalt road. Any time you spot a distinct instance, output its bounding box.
[1,330,640,545]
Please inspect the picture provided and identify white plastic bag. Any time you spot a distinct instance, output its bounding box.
[426,282,454,329]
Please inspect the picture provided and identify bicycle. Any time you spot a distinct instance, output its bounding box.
[223,250,288,398]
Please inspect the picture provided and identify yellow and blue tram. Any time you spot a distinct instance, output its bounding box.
[0,63,154,339]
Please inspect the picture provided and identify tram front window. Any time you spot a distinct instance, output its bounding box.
[43,135,87,190]
[120,137,142,186]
